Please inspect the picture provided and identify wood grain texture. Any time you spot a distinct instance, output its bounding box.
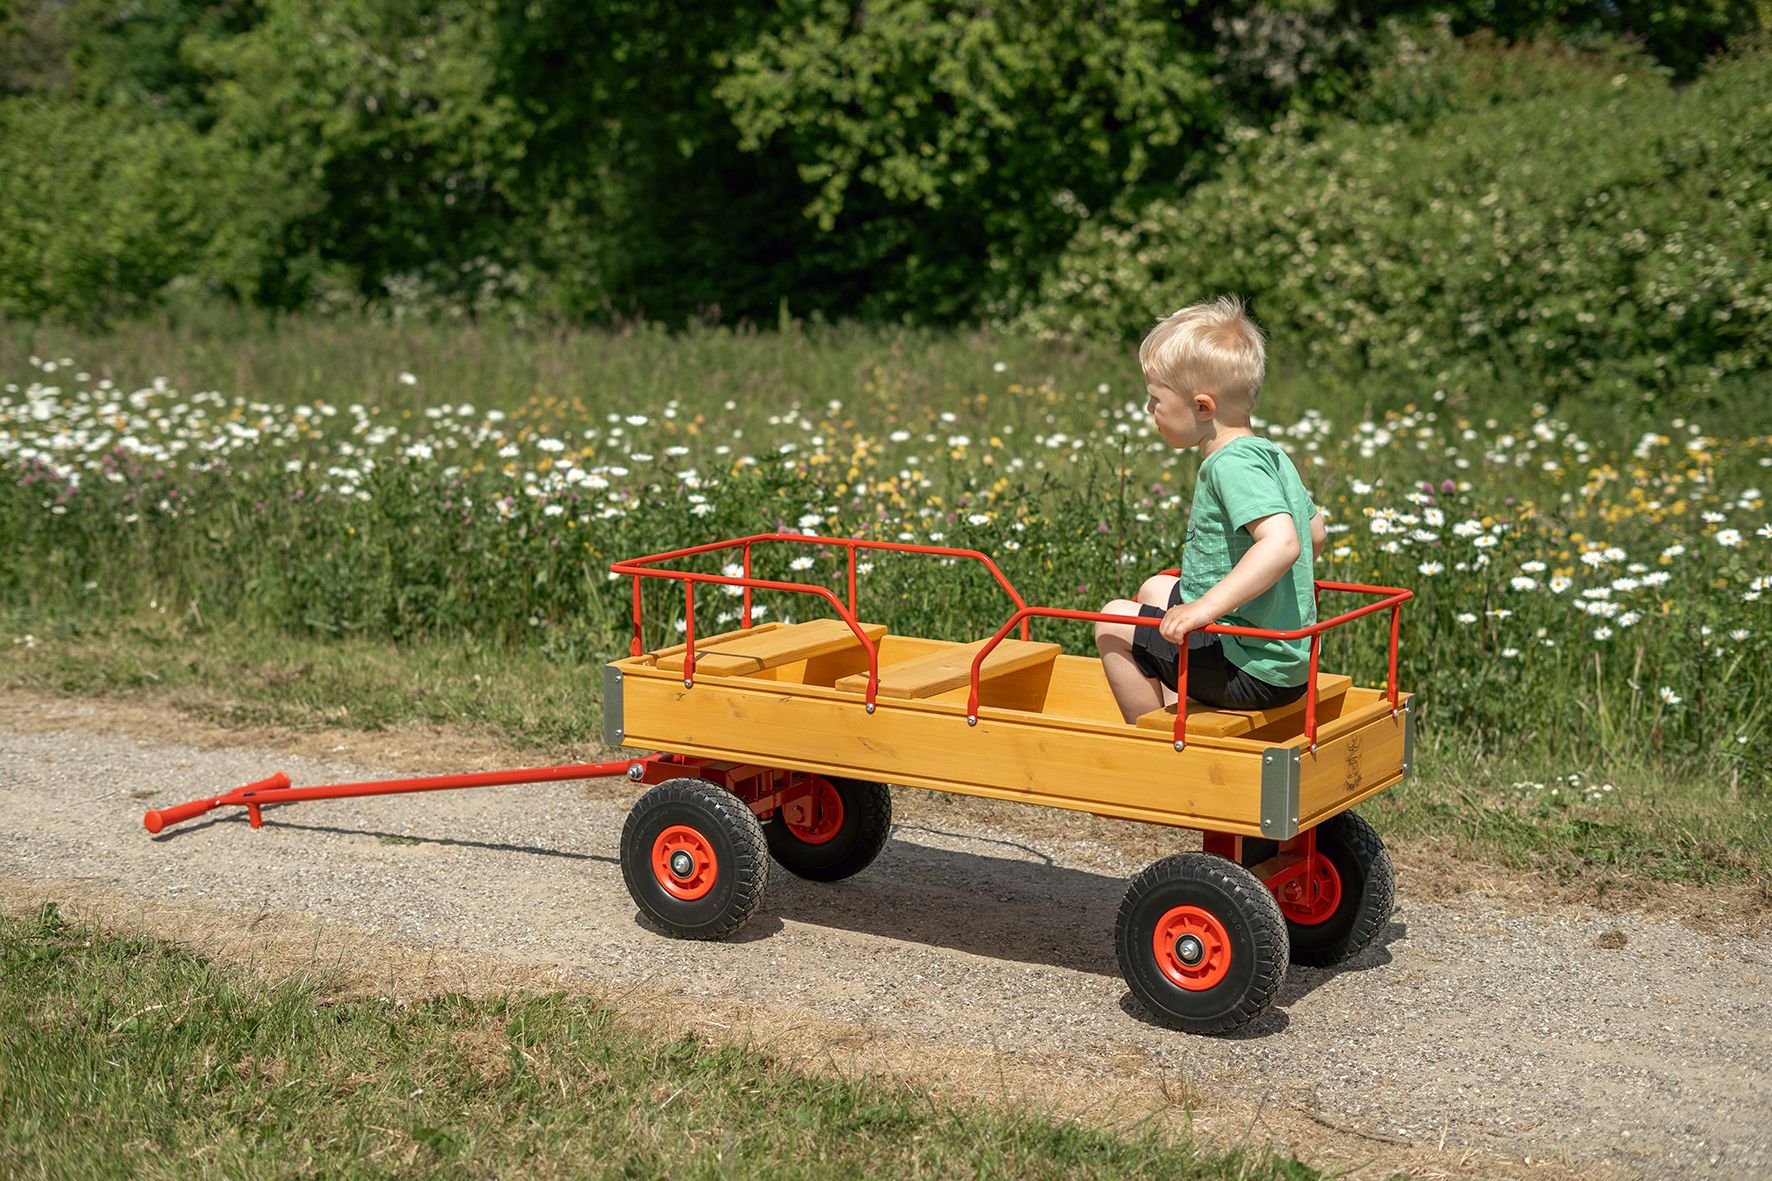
[1132,674,1354,738]
[833,638,1061,700]
[657,619,887,677]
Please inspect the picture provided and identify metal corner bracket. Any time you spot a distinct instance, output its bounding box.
[602,664,625,749]
[1260,745,1301,840]
[1400,694,1415,781]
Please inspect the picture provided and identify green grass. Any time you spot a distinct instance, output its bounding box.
[0,618,605,748]
[0,905,1321,1180]
[1376,732,1771,890]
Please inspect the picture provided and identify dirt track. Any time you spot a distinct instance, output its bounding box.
[2,689,1768,1180]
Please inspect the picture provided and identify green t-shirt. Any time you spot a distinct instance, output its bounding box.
[1178,436,1318,687]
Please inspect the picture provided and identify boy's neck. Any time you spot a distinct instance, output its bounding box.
[1198,422,1255,459]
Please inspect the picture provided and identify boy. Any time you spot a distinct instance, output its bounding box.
[1095,297,1327,725]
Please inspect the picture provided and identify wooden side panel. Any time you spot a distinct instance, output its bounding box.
[615,664,1271,833]
[1296,694,1411,827]
[834,638,1060,699]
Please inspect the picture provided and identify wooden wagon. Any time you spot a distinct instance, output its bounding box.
[603,532,1414,1034]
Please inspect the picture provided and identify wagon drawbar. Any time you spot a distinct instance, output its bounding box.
[145,531,1413,1035]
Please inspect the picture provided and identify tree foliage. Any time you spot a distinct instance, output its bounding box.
[1020,33,1772,407]
[0,0,1764,335]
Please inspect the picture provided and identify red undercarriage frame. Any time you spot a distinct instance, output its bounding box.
[142,750,1338,923]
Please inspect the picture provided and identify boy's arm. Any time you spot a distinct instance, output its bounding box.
[1158,513,1300,642]
[1310,509,1327,560]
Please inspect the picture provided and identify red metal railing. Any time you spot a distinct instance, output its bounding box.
[613,534,1408,751]
[610,531,1032,713]
[963,580,1411,751]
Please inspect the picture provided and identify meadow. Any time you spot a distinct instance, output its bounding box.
[1,314,1769,884]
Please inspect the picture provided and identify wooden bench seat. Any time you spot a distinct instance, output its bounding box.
[1134,673,1354,738]
[656,619,888,678]
[834,638,1061,700]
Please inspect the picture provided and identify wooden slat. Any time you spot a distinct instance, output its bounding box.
[648,622,783,664]
[833,638,1061,700]
[1133,673,1354,738]
[656,619,887,677]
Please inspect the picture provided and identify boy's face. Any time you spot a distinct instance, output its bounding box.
[1144,374,1210,450]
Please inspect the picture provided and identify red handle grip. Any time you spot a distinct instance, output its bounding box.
[143,798,219,833]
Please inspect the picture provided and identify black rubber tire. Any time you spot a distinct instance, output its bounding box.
[620,778,768,940]
[1284,810,1395,968]
[1115,852,1290,1035]
[763,777,892,882]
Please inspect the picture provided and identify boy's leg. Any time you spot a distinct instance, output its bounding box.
[1095,574,1180,724]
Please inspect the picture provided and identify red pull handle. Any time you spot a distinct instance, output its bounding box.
[143,798,219,833]
[143,773,292,833]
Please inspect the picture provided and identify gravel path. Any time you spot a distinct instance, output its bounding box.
[2,696,1767,1179]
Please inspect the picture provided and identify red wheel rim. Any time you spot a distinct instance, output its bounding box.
[1275,854,1343,926]
[780,777,844,845]
[1152,905,1232,991]
[652,825,718,900]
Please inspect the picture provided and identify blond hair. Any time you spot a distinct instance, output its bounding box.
[1138,296,1266,406]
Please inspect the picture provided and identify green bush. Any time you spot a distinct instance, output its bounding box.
[0,99,294,319]
[1019,33,1772,409]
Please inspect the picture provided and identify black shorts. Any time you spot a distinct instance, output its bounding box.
[1130,582,1307,711]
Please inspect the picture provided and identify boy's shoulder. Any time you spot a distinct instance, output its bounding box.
[1201,436,1300,486]
[1199,436,1312,512]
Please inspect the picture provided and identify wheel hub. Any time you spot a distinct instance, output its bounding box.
[651,825,719,901]
[1152,905,1232,991]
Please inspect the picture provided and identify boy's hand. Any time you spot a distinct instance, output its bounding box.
[1158,599,1219,644]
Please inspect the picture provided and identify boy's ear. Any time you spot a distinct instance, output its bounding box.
[1193,391,1217,418]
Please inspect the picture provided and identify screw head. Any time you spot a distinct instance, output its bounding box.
[668,850,695,879]
[1174,934,1205,966]
[626,764,644,781]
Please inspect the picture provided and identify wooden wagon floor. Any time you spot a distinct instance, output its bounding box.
[646,621,1375,748]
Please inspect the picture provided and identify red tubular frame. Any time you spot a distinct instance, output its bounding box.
[963,580,1411,751]
[143,760,641,834]
[143,752,837,835]
[610,531,1032,713]
[614,534,1408,748]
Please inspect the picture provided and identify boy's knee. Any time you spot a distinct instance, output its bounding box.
[1095,599,1141,645]
[1137,574,1177,607]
